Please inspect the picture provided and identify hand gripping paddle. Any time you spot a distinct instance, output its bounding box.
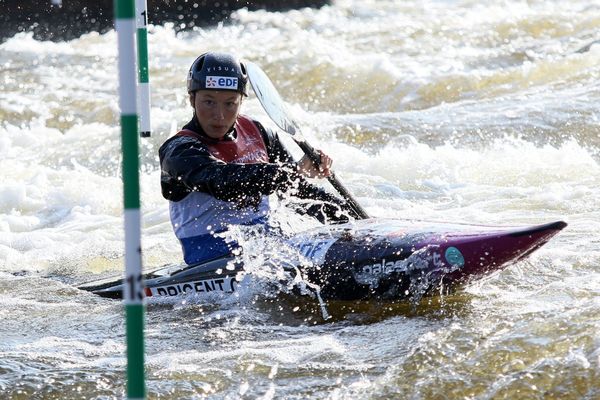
[246,61,369,220]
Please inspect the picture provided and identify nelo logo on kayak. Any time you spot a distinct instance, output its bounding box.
[148,276,237,297]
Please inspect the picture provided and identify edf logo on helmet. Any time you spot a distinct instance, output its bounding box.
[206,76,239,90]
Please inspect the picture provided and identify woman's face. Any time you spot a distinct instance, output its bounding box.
[191,90,242,139]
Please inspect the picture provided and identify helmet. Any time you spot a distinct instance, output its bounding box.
[187,52,248,95]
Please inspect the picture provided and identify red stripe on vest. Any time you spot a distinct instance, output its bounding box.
[177,115,269,164]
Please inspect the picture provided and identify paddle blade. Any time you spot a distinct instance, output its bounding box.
[246,61,301,136]
[245,60,370,220]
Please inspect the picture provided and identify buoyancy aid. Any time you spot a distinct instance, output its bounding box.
[170,115,272,264]
[177,115,270,164]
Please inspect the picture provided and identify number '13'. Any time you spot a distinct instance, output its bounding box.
[126,274,144,301]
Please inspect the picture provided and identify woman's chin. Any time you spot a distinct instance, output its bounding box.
[206,129,227,139]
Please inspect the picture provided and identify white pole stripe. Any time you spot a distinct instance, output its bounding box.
[124,209,142,305]
[135,0,146,26]
[116,19,138,115]
[138,83,151,133]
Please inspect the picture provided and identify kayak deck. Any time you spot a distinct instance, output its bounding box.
[78,219,567,301]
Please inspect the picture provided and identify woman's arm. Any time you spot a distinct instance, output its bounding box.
[159,135,298,203]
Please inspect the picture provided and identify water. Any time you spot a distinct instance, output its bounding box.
[1,0,599,398]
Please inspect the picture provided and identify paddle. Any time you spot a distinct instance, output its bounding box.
[246,61,369,220]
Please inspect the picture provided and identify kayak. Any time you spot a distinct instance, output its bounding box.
[79,219,567,301]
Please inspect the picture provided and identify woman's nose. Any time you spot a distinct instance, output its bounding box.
[213,104,225,119]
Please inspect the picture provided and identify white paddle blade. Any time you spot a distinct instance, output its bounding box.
[246,61,301,136]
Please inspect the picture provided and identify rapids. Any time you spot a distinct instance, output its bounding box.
[1,0,599,398]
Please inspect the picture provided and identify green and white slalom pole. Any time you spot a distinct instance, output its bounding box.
[115,0,146,399]
[135,0,151,137]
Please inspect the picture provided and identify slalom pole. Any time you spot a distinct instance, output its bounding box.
[115,0,146,399]
[135,0,152,137]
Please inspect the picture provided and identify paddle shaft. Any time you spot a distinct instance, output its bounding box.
[244,61,369,220]
[295,139,369,220]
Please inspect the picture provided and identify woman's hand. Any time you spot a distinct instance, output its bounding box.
[297,150,333,178]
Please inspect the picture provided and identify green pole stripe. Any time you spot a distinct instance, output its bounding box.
[137,29,149,83]
[121,114,140,209]
[126,304,146,398]
[115,0,136,19]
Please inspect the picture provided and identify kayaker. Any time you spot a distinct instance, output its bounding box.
[159,52,349,265]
